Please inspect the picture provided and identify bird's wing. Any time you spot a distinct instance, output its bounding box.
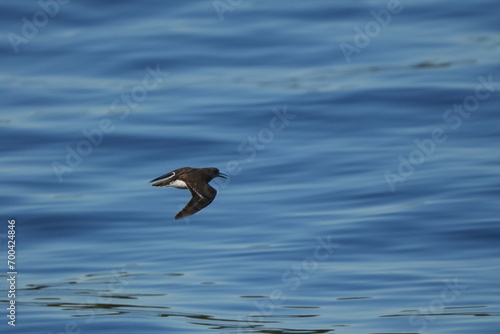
[150,171,175,187]
[175,183,217,220]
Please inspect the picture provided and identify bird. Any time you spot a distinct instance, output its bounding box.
[150,167,227,220]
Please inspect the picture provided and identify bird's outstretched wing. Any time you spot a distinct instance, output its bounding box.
[175,183,217,220]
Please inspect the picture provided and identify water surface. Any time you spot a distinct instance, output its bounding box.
[1,1,500,333]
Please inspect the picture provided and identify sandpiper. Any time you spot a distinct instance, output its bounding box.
[150,167,227,220]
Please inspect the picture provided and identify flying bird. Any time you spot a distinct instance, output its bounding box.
[150,167,227,219]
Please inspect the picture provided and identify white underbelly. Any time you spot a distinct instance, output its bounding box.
[169,179,188,189]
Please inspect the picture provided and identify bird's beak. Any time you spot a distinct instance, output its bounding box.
[218,172,228,179]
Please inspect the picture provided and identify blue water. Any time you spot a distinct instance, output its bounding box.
[1,1,500,333]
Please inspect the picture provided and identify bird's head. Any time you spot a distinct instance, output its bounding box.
[207,168,227,179]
